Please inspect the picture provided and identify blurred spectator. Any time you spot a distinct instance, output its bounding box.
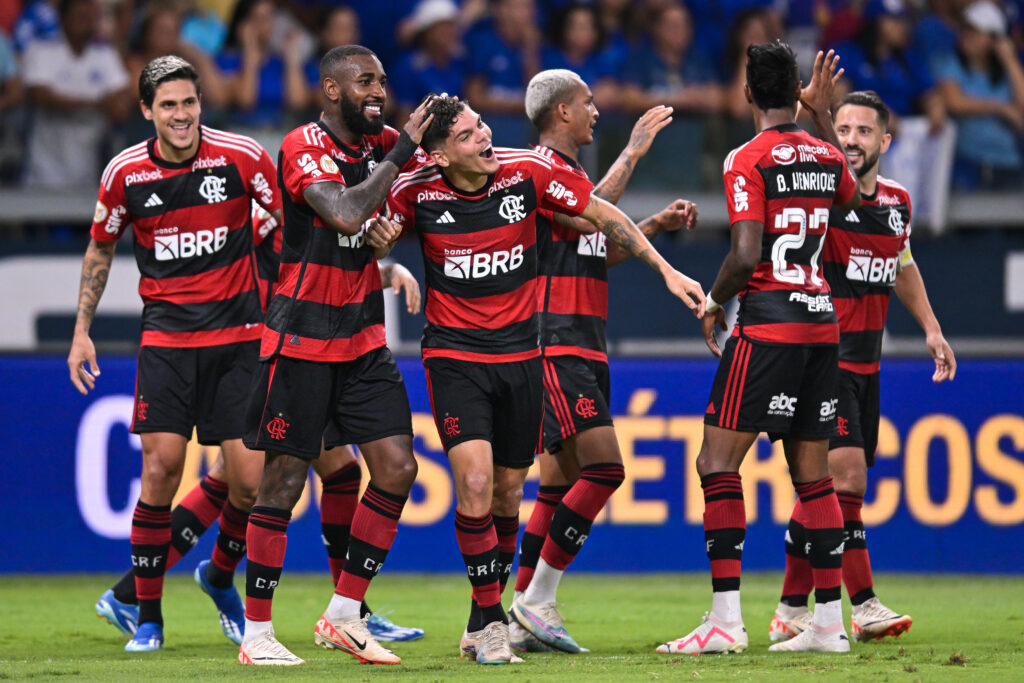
[0,28,24,182]
[912,0,969,73]
[594,0,644,55]
[620,2,722,115]
[22,0,131,188]
[723,7,783,119]
[464,0,542,146]
[934,0,1024,189]
[297,5,362,116]
[831,0,946,132]
[121,3,226,143]
[177,0,229,56]
[14,0,58,51]
[348,0,418,72]
[397,0,488,47]
[541,2,619,110]
[217,0,308,128]
[392,0,468,122]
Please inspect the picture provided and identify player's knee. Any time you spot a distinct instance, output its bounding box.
[458,471,492,509]
[491,482,524,517]
[388,454,418,492]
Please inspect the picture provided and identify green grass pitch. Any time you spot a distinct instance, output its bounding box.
[2,572,1022,680]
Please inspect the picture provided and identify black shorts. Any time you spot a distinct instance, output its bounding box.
[830,368,881,466]
[541,355,613,454]
[704,336,839,441]
[244,346,412,460]
[131,341,258,445]
[423,356,543,469]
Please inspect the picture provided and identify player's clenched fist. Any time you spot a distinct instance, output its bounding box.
[365,216,401,251]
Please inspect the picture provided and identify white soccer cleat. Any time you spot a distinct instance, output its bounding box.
[769,621,850,652]
[475,621,513,665]
[769,603,814,642]
[851,598,912,642]
[313,613,400,665]
[238,631,305,665]
[656,613,748,655]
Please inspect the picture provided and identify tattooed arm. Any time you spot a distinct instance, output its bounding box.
[69,239,116,394]
[577,195,705,316]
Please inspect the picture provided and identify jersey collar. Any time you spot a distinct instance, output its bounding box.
[317,119,365,158]
[765,122,801,133]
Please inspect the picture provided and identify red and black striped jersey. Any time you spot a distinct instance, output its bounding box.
[91,126,280,348]
[823,176,913,374]
[723,123,858,345]
[532,145,608,363]
[263,121,425,362]
[387,147,593,363]
[251,201,281,313]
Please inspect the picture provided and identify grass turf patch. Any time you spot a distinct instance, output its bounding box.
[1,572,1021,680]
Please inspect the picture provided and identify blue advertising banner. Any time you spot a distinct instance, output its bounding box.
[3,356,1021,574]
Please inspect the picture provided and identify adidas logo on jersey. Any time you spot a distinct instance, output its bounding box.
[144,193,163,207]
[845,210,860,223]
[436,211,455,224]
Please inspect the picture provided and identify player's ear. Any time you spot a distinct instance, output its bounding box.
[743,83,752,104]
[322,77,340,103]
[430,148,449,168]
[880,131,893,154]
[140,100,153,121]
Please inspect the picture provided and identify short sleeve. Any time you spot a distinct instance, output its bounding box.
[245,145,281,214]
[723,153,766,225]
[90,168,131,242]
[537,163,593,217]
[385,184,414,235]
[834,152,858,207]
[279,133,345,202]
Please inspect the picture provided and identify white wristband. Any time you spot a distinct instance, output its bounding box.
[706,293,721,314]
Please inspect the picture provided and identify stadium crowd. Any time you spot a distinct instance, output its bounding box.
[1,0,1023,194]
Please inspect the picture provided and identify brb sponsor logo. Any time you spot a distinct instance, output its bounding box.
[846,247,898,285]
[154,226,229,261]
[444,245,525,279]
[577,232,606,257]
[768,392,798,417]
[124,169,163,185]
[546,179,578,207]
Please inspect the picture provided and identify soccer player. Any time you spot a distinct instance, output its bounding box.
[237,45,432,666]
[655,44,861,655]
[769,90,956,644]
[69,55,281,652]
[381,94,705,664]
[510,69,699,654]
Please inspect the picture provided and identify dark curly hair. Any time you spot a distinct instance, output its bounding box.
[745,40,799,111]
[421,95,469,151]
[835,90,891,132]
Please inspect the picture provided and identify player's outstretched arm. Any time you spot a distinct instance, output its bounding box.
[606,199,697,267]
[894,262,956,382]
[579,195,704,316]
[594,105,673,204]
[68,239,116,395]
[701,219,763,357]
[303,99,434,235]
[379,261,421,314]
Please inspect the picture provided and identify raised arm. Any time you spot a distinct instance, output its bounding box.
[577,195,704,315]
[303,99,433,235]
[68,239,117,394]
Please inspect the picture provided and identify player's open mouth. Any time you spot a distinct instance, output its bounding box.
[170,123,192,137]
[363,102,383,117]
[480,145,493,159]
[845,148,863,160]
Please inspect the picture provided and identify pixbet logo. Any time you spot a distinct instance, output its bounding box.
[154,226,228,261]
[768,392,798,417]
[443,244,524,279]
[192,155,227,170]
[124,169,163,185]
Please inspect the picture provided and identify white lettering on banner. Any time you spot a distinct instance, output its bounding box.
[76,395,141,539]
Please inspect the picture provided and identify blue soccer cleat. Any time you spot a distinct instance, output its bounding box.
[366,610,425,642]
[194,559,245,645]
[96,589,138,636]
[125,621,164,652]
[510,599,588,654]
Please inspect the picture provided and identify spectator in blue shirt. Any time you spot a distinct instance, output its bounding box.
[620,2,722,116]
[392,0,468,123]
[831,0,946,131]
[540,2,619,110]
[934,0,1024,190]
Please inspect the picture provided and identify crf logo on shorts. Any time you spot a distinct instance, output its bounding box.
[443,416,460,437]
[575,396,598,418]
[444,244,524,279]
[154,226,229,261]
[768,392,798,417]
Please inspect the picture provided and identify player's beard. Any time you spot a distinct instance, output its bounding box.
[340,92,385,137]
[851,147,880,178]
